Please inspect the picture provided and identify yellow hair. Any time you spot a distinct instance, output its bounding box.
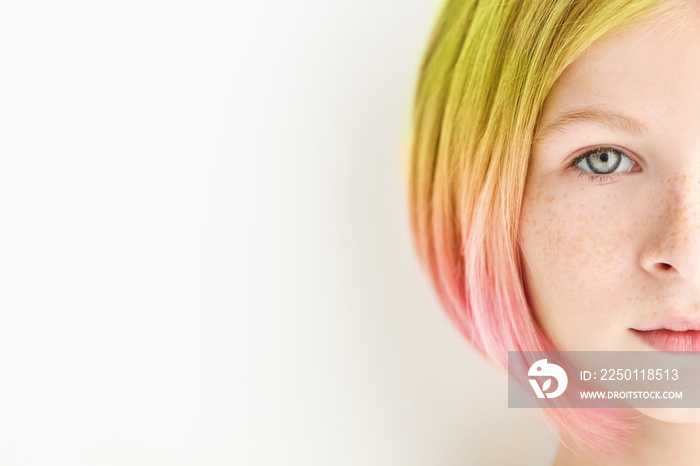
[408,0,677,455]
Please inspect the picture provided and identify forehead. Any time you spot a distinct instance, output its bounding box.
[540,1,700,140]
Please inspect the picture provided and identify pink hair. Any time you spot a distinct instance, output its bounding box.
[407,0,674,456]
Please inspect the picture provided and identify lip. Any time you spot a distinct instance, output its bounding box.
[634,316,700,332]
[631,329,700,351]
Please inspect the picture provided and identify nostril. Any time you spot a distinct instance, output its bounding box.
[657,263,673,271]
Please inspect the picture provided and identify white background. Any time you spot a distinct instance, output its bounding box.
[0,0,557,464]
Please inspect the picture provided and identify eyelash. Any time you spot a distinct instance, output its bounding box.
[568,146,637,184]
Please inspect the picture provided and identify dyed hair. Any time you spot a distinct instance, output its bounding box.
[408,0,675,456]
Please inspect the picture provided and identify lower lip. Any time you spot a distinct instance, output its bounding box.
[632,329,700,351]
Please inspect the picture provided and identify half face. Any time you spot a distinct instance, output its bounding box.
[519,2,700,354]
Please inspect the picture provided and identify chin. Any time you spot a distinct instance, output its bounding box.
[637,407,700,424]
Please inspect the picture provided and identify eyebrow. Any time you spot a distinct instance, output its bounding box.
[533,107,649,143]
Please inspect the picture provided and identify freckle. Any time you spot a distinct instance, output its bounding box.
[545,194,555,203]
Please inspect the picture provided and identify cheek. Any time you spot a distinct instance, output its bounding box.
[518,181,636,345]
[520,185,628,292]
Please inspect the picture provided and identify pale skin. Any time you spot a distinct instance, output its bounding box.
[518,0,700,464]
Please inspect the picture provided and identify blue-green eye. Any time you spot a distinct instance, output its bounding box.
[575,147,635,175]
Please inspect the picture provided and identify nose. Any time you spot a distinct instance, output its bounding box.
[639,173,700,284]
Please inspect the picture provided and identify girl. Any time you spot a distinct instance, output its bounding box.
[408,0,700,464]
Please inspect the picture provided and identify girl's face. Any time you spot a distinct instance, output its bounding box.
[519,2,700,353]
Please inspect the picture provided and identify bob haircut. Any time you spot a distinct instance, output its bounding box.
[408,0,678,455]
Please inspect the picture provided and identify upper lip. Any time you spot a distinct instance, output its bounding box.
[632,316,700,332]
